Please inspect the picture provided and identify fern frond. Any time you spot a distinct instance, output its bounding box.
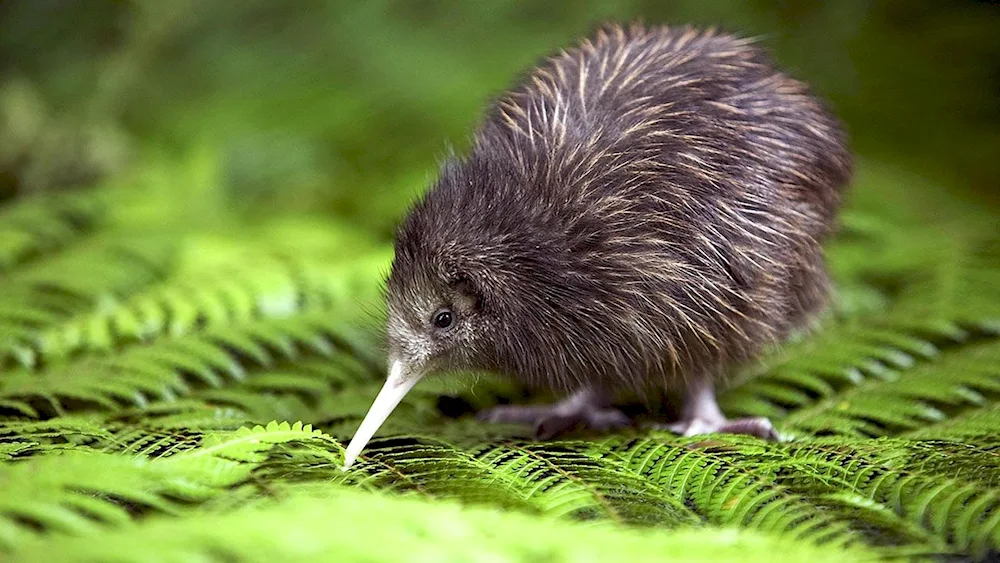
[0,235,177,368]
[7,487,883,563]
[0,441,35,461]
[0,415,116,455]
[0,313,375,417]
[781,339,1000,437]
[599,434,863,546]
[1,233,390,368]
[0,191,105,272]
[889,235,1000,332]
[722,304,998,430]
[0,405,255,459]
[721,321,947,422]
[904,403,1000,444]
[343,436,703,525]
[0,452,178,548]
[0,421,347,550]
[774,438,1000,557]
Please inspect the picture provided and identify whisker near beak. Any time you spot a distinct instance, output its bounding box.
[342,360,422,471]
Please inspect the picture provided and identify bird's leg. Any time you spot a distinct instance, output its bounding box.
[664,376,778,440]
[477,387,630,440]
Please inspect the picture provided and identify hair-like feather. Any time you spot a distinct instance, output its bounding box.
[388,23,851,397]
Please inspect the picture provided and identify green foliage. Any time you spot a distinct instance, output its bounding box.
[9,487,880,563]
[0,158,997,563]
[1,1,999,561]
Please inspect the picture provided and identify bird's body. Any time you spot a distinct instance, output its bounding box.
[343,24,851,469]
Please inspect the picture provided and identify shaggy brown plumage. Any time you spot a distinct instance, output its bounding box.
[343,23,851,469]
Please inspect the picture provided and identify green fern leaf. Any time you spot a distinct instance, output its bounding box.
[7,487,882,563]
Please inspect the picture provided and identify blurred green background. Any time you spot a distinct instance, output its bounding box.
[2,0,998,233]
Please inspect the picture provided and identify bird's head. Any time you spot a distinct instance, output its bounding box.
[341,153,592,470]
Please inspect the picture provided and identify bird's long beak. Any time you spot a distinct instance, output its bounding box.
[342,359,422,471]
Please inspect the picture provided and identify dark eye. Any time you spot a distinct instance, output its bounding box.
[433,309,455,330]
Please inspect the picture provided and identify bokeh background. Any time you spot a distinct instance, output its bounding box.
[2,0,998,227]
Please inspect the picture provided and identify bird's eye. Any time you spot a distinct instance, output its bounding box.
[432,309,455,330]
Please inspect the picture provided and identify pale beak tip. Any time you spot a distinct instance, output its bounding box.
[340,359,421,473]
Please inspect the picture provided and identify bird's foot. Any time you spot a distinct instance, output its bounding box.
[660,415,778,440]
[477,390,630,440]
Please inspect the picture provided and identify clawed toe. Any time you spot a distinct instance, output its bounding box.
[717,417,778,440]
[478,393,631,440]
[533,413,578,440]
[532,406,631,440]
[586,407,631,430]
[477,405,549,425]
[659,416,778,440]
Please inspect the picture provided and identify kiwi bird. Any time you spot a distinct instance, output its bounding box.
[342,23,851,470]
